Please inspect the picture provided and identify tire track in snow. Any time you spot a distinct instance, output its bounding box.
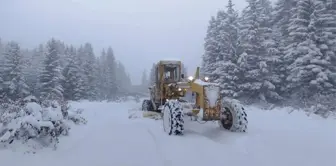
[146,128,172,166]
[182,120,256,162]
[59,106,124,153]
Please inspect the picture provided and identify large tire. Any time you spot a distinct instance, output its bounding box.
[219,98,248,132]
[162,100,184,135]
[142,99,153,111]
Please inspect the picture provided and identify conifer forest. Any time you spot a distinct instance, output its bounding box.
[201,0,336,117]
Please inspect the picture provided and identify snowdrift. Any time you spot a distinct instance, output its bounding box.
[0,100,87,151]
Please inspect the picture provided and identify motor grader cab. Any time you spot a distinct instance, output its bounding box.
[142,60,248,135]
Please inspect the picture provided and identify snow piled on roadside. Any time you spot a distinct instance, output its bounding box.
[0,101,87,153]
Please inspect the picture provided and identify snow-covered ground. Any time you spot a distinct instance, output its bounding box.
[0,100,335,166]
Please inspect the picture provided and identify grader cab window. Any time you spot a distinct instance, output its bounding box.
[164,65,180,82]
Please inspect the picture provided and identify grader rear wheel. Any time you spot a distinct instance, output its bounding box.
[141,99,153,111]
[219,99,248,132]
[162,100,184,135]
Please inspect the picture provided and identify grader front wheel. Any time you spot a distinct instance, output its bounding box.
[162,100,184,135]
[219,99,248,132]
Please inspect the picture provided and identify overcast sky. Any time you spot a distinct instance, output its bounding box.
[0,0,252,84]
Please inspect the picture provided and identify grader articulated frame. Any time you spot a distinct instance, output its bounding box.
[142,60,248,135]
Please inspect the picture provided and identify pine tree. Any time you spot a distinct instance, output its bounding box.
[273,0,298,48]
[257,0,283,102]
[233,0,279,103]
[25,44,45,97]
[314,0,336,76]
[116,61,131,95]
[202,16,220,81]
[105,47,118,100]
[0,38,5,73]
[75,46,87,99]
[81,43,98,100]
[141,69,148,88]
[0,41,29,103]
[62,46,84,101]
[215,0,241,97]
[126,74,132,87]
[285,0,336,99]
[237,0,265,102]
[96,49,108,99]
[149,63,156,85]
[272,0,298,98]
[272,0,299,96]
[91,56,102,100]
[0,38,3,56]
[57,40,67,68]
[39,38,63,101]
[211,11,227,84]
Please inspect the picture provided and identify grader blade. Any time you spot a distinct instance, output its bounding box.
[143,111,162,120]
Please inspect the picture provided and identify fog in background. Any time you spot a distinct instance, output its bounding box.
[0,0,254,84]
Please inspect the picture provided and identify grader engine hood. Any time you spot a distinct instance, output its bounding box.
[204,85,220,107]
[191,79,222,121]
[194,79,221,106]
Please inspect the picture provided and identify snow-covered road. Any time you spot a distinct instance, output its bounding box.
[1,100,335,166]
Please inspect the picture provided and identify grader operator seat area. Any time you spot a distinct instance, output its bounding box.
[163,64,181,82]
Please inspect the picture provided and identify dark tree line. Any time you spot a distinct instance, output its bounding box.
[0,38,132,104]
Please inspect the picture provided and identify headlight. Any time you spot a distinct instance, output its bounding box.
[204,77,209,81]
[188,76,193,81]
[178,88,182,91]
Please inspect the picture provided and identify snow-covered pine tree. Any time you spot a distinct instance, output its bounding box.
[62,46,84,101]
[75,47,86,99]
[0,38,3,73]
[285,0,336,103]
[148,63,156,85]
[82,43,98,100]
[39,38,63,102]
[314,0,336,79]
[25,44,45,97]
[116,61,131,96]
[272,0,298,98]
[257,0,283,103]
[91,56,102,100]
[96,49,108,100]
[236,0,280,103]
[56,40,67,69]
[121,63,132,90]
[125,74,132,88]
[73,46,87,100]
[211,10,227,84]
[92,56,101,101]
[141,69,148,88]
[215,0,241,97]
[237,0,264,102]
[106,47,118,100]
[0,38,3,57]
[273,0,298,49]
[202,15,220,82]
[0,41,29,103]
[95,56,103,100]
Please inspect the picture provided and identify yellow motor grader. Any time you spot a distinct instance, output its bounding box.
[142,60,248,135]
